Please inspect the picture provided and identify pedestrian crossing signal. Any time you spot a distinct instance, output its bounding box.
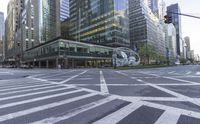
[164,15,172,24]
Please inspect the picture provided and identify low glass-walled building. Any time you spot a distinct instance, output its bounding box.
[24,39,113,68]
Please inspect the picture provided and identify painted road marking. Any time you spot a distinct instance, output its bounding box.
[0,87,71,101]
[100,71,109,94]
[168,71,175,74]
[0,89,83,109]
[30,96,116,124]
[196,72,200,75]
[154,110,180,124]
[0,85,59,96]
[37,70,75,79]
[0,93,97,122]
[186,71,192,75]
[59,70,88,84]
[93,101,142,124]
[117,71,200,107]
[0,83,51,92]
[164,76,199,85]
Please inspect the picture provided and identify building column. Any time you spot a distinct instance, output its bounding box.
[56,58,59,68]
[39,61,41,68]
[72,59,75,68]
[85,60,88,68]
[46,60,49,68]
[33,61,35,68]
[65,58,69,69]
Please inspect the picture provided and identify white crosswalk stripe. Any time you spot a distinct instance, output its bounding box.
[0,93,97,122]
[93,101,142,124]
[0,85,59,96]
[30,96,116,124]
[0,87,72,101]
[0,89,83,109]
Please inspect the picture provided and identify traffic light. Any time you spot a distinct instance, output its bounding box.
[164,15,172,24]
[17,42,20,46]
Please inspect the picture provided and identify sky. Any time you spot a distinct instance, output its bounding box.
[0,0,199,55]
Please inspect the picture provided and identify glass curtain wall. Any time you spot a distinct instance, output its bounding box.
[69,0,130,47]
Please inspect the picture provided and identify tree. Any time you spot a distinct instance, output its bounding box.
[138,43,157,64]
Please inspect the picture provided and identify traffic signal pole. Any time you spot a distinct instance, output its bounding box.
[168,12,200,19]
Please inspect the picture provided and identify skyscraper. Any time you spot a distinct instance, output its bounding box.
[147,0,159,17]
[36,0,61,43]
[167,3,182,56]
[22,0,60,50]
[69,0,130,47]
[184,36,191,59]
[0,12,4,41]
[5,0,16,60]
[60,0,69,21]
[0,12,4,61]
[158,0,166,20]
[129,0,163,49]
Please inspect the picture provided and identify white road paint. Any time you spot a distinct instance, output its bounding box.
[154,111,180,124]
[168,71,175,74]
[100,71,109,94]
[186,71,192,75]
[0,87,71,101]
[0,85,59,96]
[2,69,198,123]
[0,89,83,109]
[118,71,200,107]
[0,93,97,122]
[67,83,200,86]
[59,70,88,84]
[122,96,186,102]
[164,76,199,85]
[93,101,142,124]
[196,72,200,75]
[115,71,128,76]
[74,78,93,80]
[30,96,116,124]
[38,70,74,79]
[0,72,14,75]
[142,101,200,120]
[0,83,51,92]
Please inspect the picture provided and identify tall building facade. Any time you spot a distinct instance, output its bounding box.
[129,0,165,56]
[167,3,183,56]
[158,0,166,20]
[5,0,16,61]
[21,0,60,51]
[0,12,4,61]
[147,0,159,17]
[164,24,177,61]
[69,0,130,47]
[4,0,24,62]
[36,0,61,44]
[60,0,69,21]
[184,36,191,59]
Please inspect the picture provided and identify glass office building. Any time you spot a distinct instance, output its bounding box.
[0,12,4,61]
[60,0,69,21]
[69,0,130,47]
[167,3,182,56]
[37,0,60,43]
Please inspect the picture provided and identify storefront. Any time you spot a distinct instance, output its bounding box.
[24,39,114,68]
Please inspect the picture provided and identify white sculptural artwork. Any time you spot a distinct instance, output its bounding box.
[112,47,140,67]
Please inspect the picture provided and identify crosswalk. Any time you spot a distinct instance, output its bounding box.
[0,76,200,124]
[141,70,200,76]
[0,68,200,124]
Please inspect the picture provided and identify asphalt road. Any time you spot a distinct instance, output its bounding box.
[0,65,200,124]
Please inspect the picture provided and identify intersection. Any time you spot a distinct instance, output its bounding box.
[0,65,200,124]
